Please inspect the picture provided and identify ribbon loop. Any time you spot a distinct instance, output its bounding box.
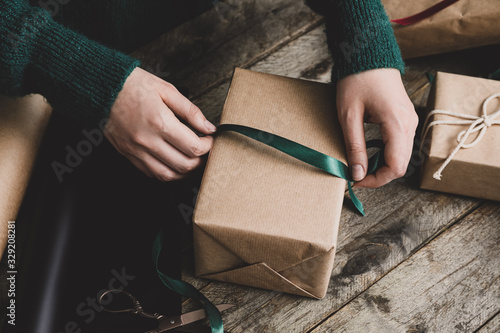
[390,0,460,25]
[217,124,385,216]
[421,93,500,180]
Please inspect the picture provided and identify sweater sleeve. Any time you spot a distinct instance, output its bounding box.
[306,0,405,82]
[0,0,140,128]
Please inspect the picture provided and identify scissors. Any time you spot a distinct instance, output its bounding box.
[99,289,234,333]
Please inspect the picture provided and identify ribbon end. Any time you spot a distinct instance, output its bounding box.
[348,182,366,216]
[433,171,442,180]
[359,207,366,217]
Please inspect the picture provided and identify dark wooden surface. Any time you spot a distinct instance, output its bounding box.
[133,1,500,332]
[1,1,499,332]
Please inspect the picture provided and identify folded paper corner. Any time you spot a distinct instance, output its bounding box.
[199,262,326,299]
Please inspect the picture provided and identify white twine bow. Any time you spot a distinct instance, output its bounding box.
[420,93,500,180]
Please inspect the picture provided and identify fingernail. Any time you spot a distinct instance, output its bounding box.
[205,120,217,132]
[351,164,365,181]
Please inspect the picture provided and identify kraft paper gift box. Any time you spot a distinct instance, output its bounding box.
[0,94,52,259]
[383,0,500,59]
[193,68,346,299]
[420,72,500,201]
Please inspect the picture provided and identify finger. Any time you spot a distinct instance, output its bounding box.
[137,152,185,182]
[340,108,368,182]
[162,114,214,158]
[354,166,395,188]
[159,84,216,134]
[355,124,410,188]
[147,138,205,175]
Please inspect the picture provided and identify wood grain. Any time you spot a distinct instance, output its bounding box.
[477,313,500,333]
[132,0,323,100]
[193,25,331,124]
[219,187,479,332]
[312,204,500,333]
[190,23,500,124]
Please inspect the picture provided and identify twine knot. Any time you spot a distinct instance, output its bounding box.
[482,114,493,127]
[420,93,500,180]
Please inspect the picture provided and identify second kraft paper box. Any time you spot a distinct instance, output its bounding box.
[383,0,500,59]
[192,68,346,299]
[420,72,500,201]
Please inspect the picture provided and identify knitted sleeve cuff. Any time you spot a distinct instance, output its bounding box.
[307,0,405,82]
[2,1,140,128]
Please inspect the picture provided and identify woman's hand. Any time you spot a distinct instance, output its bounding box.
[105,68,216,181]
[336,68,418,188]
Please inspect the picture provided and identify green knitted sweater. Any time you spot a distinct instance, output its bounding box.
[0,0,404,129]
[307,0,405,81]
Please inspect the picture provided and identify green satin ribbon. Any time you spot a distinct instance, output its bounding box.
[217,124,385,216]
[153,123,385,333]
[492,68,500,81]
[152,231,224,333]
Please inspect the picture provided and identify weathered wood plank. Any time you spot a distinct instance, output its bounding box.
[132,0,500,105]
[476,312,500,333]
[193,25,331,123]
[194,23,434,124]
[224,190,480,332]
[312,203,500,333]
[132,0,323,100]
[191,23,500,125]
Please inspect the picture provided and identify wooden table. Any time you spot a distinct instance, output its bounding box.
[1,1,498,332]
[132,1,500,332]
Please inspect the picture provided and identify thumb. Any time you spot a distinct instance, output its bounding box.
[339,109,368,182]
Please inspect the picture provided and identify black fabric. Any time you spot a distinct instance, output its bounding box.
[35,0,215,53]
[6,115,202,333]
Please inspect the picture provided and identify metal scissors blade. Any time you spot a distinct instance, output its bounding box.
[150,304,234,332]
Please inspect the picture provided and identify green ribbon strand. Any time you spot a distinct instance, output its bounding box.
[152,123,385,333]
[217,124,385,216]
[492,68,500,81]
[152,231,224,333]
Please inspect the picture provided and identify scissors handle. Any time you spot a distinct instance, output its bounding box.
[146,323,212,333]
[99,289,164,320]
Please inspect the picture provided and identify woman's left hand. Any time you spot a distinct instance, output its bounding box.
[336,68,418,188]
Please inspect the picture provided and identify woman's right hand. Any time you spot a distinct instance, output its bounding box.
[105,68,216,181]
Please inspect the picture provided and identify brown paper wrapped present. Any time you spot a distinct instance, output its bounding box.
[383,0,500,58]
[420,72,500,201]
[0,94,52,259]
[193,68,346,299]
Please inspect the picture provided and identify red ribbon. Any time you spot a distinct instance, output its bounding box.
[390,0,460,26]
